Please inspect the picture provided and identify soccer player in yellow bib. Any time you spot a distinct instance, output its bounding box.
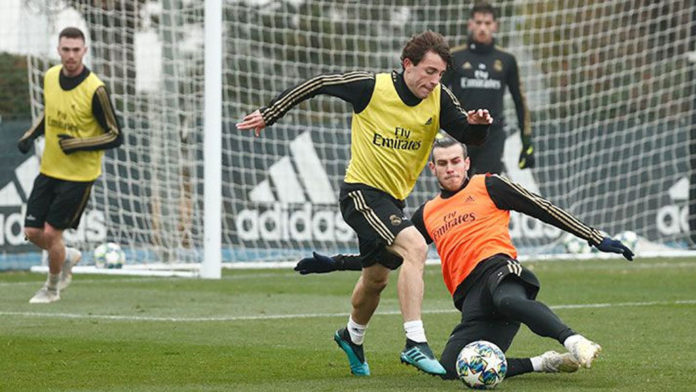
[17,27,122,304]
[237,31,492,376]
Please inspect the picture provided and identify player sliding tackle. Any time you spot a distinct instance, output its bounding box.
[238,31,492,376]
[296,136,634,379]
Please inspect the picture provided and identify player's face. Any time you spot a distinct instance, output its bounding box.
[58,37,87,76]
[428,144,470,192]
[403,51,447,99]
[468,12,497,45]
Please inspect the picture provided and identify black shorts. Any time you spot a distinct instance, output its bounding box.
[24,173,94,230]
[439,255,540,378]
[339,182,411,269]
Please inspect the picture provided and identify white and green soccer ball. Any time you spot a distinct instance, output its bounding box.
[456,340,507,390]
[615,230,639,252]
[93,242,125,269]
[562,234,591,255]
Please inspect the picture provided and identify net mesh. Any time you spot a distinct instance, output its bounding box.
[18,0,695,264]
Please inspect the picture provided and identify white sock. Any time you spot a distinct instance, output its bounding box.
[46,273,60,290]
[347,316,367,345]
[404,320,427,343]
[563,334,583,352]
[530,355,544,372]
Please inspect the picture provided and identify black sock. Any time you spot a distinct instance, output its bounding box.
[506,358,533,377]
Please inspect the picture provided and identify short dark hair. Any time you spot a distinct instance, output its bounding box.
[431,135,468,162]
[470,2,497,20]
[58,27,86,43]
[400,30,452,69]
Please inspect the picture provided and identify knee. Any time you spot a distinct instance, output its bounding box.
[400,239,428,265]
[24,227,42,243]
[362,274,389,292]
[42,226,63,247]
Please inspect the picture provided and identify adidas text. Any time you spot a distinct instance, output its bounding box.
[236,203,354,242]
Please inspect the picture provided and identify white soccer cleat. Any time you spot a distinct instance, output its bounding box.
[29,286,60,304]
[59,247,82,291]
[540,351,580,373]
[568,336,602,368]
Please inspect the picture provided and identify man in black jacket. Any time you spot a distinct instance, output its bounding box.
[442,2,534,175]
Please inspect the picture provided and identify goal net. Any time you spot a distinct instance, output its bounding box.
[17,0,696,269]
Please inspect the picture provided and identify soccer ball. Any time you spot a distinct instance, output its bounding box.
[615,230,639,251]
[456,340,507,390]
[93,242,125,269]
[562,234,591,255]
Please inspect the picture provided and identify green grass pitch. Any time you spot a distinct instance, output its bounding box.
[1,257,696,391]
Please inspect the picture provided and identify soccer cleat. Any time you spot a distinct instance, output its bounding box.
[539,351,580,373]
[59,247,82,291]
[29,286,60,304]
[568,336,602,368]
[399,339,447,376]
[334,328,370,376]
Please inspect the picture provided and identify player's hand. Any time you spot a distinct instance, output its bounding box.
[17,138,33,154]
[294,252,338,275]
[57,134,76,154]
[466,109,493,125]
[235,109,266,137]
[519,142,535,169]
[596,236,634,261]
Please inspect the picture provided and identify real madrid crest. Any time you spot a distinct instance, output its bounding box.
[494,59,503,72]
[389,214,403,226]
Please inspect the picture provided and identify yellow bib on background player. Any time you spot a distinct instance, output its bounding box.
[41,65,105,182]
[345,73,441,200]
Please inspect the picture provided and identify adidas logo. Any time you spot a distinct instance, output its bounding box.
[657,176,689,235]
[424,117,433,126]
[248,132,336,204]
[236,131,354,242]
[465,195,475,202]
[0,155,39,207]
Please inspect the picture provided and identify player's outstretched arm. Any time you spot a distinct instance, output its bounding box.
[235,109,266,137]
[594,237,634,261]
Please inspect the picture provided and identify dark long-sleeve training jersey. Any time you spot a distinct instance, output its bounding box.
[442,38,530,138]
[411,175,603,246]
[258,70,489,146]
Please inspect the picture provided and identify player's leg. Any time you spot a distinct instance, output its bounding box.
[439,271,521,379]
[334,261,390,376]
[387,227,445,374]
[336,184,411,375]
[490,266,600,368]
[28,177,91,303]
[24,174,62,304]
[48,179,91,290]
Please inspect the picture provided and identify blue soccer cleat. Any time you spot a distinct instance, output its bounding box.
[334,328,370,376]
[400,339,447,376]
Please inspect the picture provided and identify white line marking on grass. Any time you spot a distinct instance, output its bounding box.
[3,299,695,323]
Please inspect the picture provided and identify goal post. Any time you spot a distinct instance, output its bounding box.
[9,0,695,274]
[201,0,222,279]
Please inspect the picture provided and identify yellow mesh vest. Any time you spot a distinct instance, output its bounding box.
[344,73,441,200]
[41,65,106,181]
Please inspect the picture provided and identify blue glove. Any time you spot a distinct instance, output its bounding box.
[596,237,634,261]
[294,252,338,275]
